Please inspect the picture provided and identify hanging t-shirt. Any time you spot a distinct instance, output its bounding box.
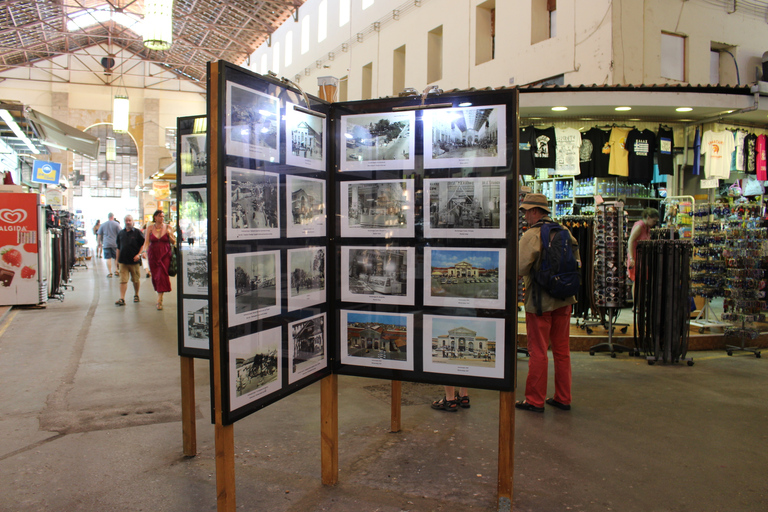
[607,127,630,177]
[656,126,675,175]
[700,130,735,179]
[533,127,557,170]
[730,130,747,172]
[692,127,701,176]
[519,126,536,176]
[625,129,656,184]
[757,134,767,181]
[554,127,582,175]
[579,127,610,178]
[743,133,757,175]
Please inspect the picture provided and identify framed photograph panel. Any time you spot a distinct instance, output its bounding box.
[182,298,210,351]
[226,167,280,241]
[285,102,326,171]
[180,133,207,184]
[423,176,506,239]
[286,175,326,238]
[340,111,415,172]
[340,246,415,306]
[227,250,281,327]
[422,315,505,379]
[423,105,507,169]
[423,247,506,309]
[340,179,415,238]
[225,81,280,162]
[340,310,414,371]
[288,313,328,384]
[229,326,282,412]
[287,247,326,312]
[181,247,208,296]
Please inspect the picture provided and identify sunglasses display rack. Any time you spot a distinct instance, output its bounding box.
[586,201,634,358]
[634,239,694,365]
[689,202,729,334]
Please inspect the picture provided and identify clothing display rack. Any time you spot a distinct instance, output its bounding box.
[586,201,633,357]
[558,215,596,327]
[634,240,694,365]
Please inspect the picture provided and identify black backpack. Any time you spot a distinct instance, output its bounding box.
[531,221,581,315]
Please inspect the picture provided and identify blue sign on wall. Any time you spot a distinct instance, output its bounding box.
[31,160,62,185]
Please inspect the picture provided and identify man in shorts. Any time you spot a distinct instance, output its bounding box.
[97,213,121,277]
[114,215,145,306]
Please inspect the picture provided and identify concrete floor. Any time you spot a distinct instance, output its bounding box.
[0,262,766,512]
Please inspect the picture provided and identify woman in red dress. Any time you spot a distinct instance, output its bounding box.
[139,210,176,310]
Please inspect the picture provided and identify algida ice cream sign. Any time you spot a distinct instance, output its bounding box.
[0,194,39,305]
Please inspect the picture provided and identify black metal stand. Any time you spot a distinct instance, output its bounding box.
[588,307,634,358]
[725,321,762,358]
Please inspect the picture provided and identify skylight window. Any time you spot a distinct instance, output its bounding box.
[67,8,142,33]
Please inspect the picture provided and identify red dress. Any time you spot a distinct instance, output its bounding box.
[628,220,650,282]
[148,232,172,293]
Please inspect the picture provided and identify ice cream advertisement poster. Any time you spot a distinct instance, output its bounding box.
[0,194,40,305]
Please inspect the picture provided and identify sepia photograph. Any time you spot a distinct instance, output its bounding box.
[423,105,507,169]
[226,166,280,240]
[288,313,328,384]
[340,111,415,171]
[285,102,326,171]
[229,326,282,411]
[340,246,415,306]
[424,247,506,309]
[180,133,207,184]
[287,247,326,312]
[179,187,207,247]
[423,177,506,239]
[286,175,326,238]
[340,179,415,238]
[225,81,280,162]
[227,250,281,327]
[422,315,505,379]
[181,247,208,296]
[182,299,209,352]
[340,310,414,371]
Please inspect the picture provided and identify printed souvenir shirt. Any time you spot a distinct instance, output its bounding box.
[731,130,747,172]
[608,127,630,177]
[700,130,735,179]
[625,129,656,184]
[533,127,557,170]
[743,133,757,175]
[579,128,611,178]
[555,127,582,175]
[757,134,767,181]
[519,126,536,176]
[656,127,675,175]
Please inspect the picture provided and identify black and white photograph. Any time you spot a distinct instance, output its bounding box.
[285,102,326,171]
[424,248,506,309]
[340,310,414,371]
[227,250,281,326]
[340,246,415,306]
[182,299,210,351]
[180,133,207,184]
[340,111,415,172]
[288,313,328,384]
[424,177,506,239]
[340,179,415,238]
[226,167,280,240]
[229,327,282,411]
[422,315,505,379]
[286,175,326,238]
[225,81,280,162]
[179,187,207,247]
[181,247,208,296]
[287,247,326,312]
[423,105,507,169]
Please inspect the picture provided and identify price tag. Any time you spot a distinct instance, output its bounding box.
[701,178,719,189]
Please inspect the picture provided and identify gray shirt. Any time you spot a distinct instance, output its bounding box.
[97,220,121,249]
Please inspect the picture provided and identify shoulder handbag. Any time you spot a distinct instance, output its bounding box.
[743,176,765,197]
[168,244,179,277]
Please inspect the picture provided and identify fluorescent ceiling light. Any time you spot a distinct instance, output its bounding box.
[551,106,568,111]
[0,109,40,154]
[458,102,473,107]
[615,106,632,111]
[67,9,141,33]
[676,107,693,112]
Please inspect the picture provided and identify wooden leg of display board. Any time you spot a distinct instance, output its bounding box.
[497,390,515,512]
[180,356,197,457]
[390,380,402,433]
[215,422,236,511]
[320,374,339,485]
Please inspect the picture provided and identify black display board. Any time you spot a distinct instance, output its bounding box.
[209,60,518,425]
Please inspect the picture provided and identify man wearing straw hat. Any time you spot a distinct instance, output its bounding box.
[517,193,580,413]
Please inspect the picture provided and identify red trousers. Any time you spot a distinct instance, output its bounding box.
[524,305,572,408]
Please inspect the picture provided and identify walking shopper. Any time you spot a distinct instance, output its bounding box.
[97,213,121,277]
[431,386,470,412]
[93,219,103,258]
[627,207,660,282]
[140,210,175,310]
[517,193,580,413]
[114,215,145,306]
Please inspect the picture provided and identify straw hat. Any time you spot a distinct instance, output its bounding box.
[519,193,551,213]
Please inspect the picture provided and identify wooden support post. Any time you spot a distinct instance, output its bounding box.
[180,356,197,457]
[497,390,515,512]
[215,422,236,511]
[390,380,402,433]
[320,373,338,485]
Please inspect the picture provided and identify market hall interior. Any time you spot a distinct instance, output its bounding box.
[0,261,765,512]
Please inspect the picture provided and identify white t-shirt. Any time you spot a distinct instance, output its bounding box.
[555,127,582,175]
[732,130,747,171]
[700,130,735,179]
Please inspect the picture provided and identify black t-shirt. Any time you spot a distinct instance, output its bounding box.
[625,129,656,184]
[580,128,610,178]
[744,133,758,175]
[116,228,145,264]
[656,127,674,175]
[519,126,536,176]
[533,127,556,170]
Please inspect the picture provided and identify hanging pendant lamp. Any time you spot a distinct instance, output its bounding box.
[143,0,174,51]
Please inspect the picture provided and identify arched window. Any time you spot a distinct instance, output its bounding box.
[72,124,139,198]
